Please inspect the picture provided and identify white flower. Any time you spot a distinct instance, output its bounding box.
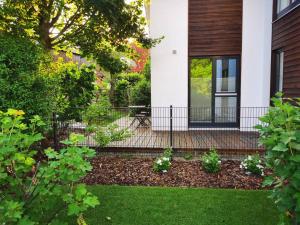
[157,159,162,165]
[256,164,264,169]
[261,172,265,176]
[240,165,243,169]
[162,170,167,173]
[218,160,221,164]
[248,155,252,160]
[205,160,209,163]
[162,157,169,161]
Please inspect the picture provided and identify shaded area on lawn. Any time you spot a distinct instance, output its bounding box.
[56,185,278,225]
[83,157,269,189]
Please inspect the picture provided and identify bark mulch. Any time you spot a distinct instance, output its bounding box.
[83,156,268,190]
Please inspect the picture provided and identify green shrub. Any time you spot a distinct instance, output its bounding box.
[153,148,173,173]
[55,62,97,121]
[0,109,99,224]
[142,58,151,80]
[114,79,130,107]
[93,124,132,148]
[201,148,221,173]
[0,33,57,121]
[256,96,300,225]
[240,154,264,176]
[129,78,151,106]
[117,72,143,84]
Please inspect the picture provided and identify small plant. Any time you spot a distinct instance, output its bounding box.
[153,148,173,173]
[93,124,132,148]
[240,154,264,176]
[201,148,221,173]
[183,153,193,161]
[0,109,99,224]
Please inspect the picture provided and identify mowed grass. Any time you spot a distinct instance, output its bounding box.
[57,185,279,225]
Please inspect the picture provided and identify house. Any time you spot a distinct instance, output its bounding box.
[150,0,300,131]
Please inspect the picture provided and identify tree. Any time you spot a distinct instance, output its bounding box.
[0,0,157,73]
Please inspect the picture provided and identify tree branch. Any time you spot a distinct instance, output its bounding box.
[50,7,82,41]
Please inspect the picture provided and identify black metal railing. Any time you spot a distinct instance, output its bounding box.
[51,106,269,151]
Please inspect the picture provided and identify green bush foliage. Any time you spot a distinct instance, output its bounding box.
[201,148,221,173]
[240,154,265,176]
[114,79,131,107]
[256,96,300,225]
[0,34,56,121]
[54,61,97,121]
[93,124,132,148]
[0,109,99,224]
[153,148,173,173]
[129,79,151,106]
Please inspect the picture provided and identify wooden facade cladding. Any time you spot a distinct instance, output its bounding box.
[188,0,243,57]
[272,6,300,98]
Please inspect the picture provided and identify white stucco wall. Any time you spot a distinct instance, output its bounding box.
[150,0,188,131]
[240,0,273,130]
[150,0,272,131]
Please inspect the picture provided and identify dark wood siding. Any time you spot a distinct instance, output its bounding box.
[272,6,300,98]
[188,0,243,57]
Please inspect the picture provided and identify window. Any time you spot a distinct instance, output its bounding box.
[277,0,300,16]
[189,57,240,127]
[275,51,284,93]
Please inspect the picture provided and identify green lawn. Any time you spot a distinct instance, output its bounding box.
[59,185,279,225]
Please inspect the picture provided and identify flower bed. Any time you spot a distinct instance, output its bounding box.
[83,156,270,190]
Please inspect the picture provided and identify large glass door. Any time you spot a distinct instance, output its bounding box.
[189,57,240,127]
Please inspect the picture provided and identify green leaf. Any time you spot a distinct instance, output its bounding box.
[67,203,81,216]
[75,184,87,199]
[290,155,300,162]
[262,176,274,187]
[272,143,288,152]
[83,196,100,207]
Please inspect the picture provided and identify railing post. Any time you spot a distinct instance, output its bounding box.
[52,112,59,151]
[169,105,173,148]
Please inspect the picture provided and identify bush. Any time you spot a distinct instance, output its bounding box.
[153,148,173,173]
[114,79,130,107]
[129,78,151,106]
[54,61,97,121]
[256,96,300,225]
[83,96,113,126]
[113,72,144,107]
[0,109,99,224]
[0,33,56,121]
[240,154,264,176]
[201,148,221,173]
[93,124,132,148]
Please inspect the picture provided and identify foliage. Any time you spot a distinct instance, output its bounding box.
[129,78,151,106]
[0,109,99,224]
[142,58,151,80]
[114,79,131,107]
[183,153,194,161]
[0,33,57,121]
[54,61,97,121]
[0,0,159,74]
[113,72,144,107]
[200,148,221,173]
[256,95,300,225]
[240,154,265,176]
[93,124,132,148]
[83,96,124,127]
[153,148,173,173]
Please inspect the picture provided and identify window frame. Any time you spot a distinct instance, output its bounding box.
[188,56,241,128]
[275,0,300,19]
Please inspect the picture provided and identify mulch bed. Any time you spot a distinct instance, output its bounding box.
[83,156,269,190]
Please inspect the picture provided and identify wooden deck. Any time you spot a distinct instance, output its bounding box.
[82,117,262,151]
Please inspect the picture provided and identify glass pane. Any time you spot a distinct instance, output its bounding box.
[278,0,290,12]
[190,58,212,123]
[216,59,237,93]
[215,97,237,123]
